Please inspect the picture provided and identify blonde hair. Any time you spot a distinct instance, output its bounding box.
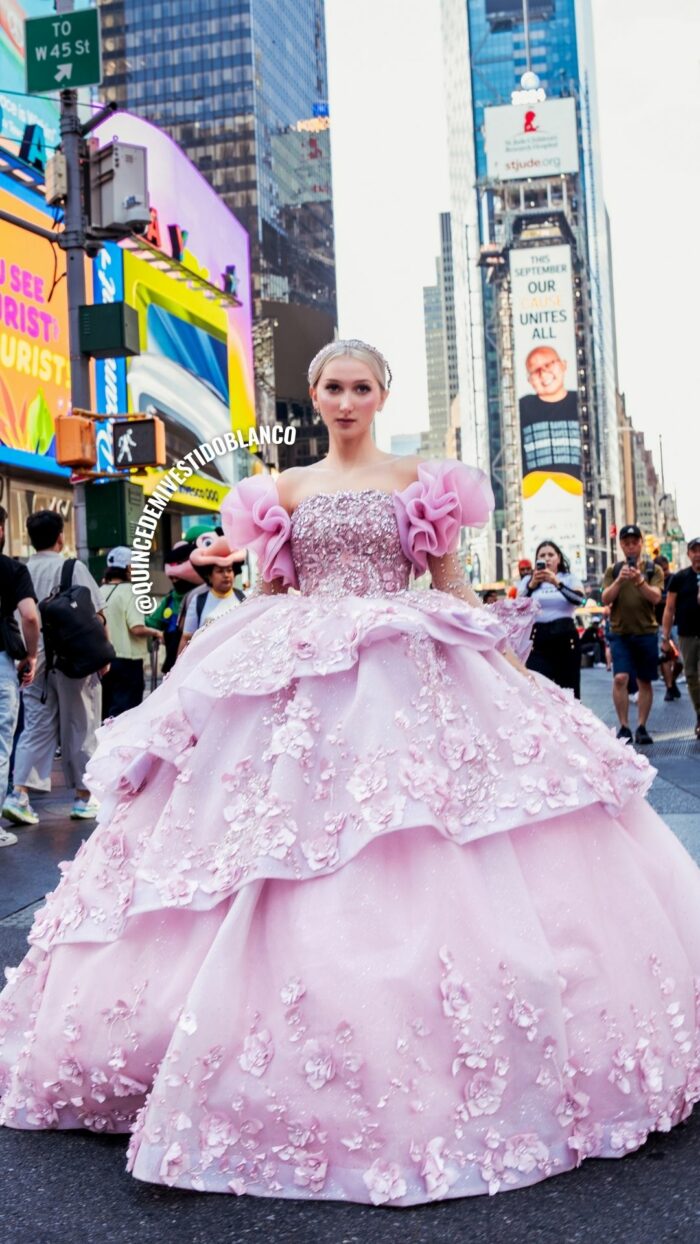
[308,339,392,392]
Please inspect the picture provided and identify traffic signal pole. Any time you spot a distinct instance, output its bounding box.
[59,87,92,559]
[60,88,92,411]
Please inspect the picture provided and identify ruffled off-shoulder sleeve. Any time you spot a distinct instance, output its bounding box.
[393,459,494,575]
[220,475,298,589]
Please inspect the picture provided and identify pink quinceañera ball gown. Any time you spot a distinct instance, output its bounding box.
[1,459,699,1206]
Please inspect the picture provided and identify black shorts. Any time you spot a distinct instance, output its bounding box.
[609,633,658,683]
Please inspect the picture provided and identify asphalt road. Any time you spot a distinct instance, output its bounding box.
[1,668,699,1244]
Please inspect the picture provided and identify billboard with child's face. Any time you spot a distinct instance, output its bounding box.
[510,244,585,578]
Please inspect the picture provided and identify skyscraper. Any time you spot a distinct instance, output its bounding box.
[440,0,620,584]
[422,213,459,460]
[98,0,337,465]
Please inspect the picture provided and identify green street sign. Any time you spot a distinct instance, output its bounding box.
[25,8,102,95]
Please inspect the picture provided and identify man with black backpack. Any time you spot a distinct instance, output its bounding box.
[601,523,664,746]
[3,510,111,828]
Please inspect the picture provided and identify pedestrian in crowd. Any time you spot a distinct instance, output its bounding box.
[145,543,199,675]
[481,589,499,605]
[654,555,683,702]
[517,538,585,697]
[99,547,163,719]
[2,511,105,827]
[661,536,700,740]
[601,523,663,745]
[178,536,246,654]
[0,506,40,847]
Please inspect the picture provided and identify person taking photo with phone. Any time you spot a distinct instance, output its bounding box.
[601,524,663,745]
[516,539,585,697]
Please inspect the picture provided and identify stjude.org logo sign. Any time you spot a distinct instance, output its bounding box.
[129,427,295,614]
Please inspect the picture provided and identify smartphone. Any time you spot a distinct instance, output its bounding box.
[535,560,546,571]
[16,661,31,683]
[626,556,636,568]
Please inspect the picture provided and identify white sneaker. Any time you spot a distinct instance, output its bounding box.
[70,796,100,820]
[2,792,39,826]
[0,827,18,847]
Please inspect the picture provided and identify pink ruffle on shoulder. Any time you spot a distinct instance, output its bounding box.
[393,459,495,575]
[220,475,298,589]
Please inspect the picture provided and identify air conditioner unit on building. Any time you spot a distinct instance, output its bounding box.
[89,141,151,233]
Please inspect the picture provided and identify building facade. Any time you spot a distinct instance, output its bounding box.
[440,0,621,586]
[421,213,460,461]
[98,0,337,467]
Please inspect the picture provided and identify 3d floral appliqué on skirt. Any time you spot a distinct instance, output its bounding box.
[1,468,699,1206]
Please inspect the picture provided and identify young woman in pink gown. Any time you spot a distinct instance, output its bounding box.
[1,340,699,1206]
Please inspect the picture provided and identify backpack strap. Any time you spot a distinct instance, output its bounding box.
[60,557,76,592]
[40,559,75,702]
[233,587,246,602]
[196,589,208,624]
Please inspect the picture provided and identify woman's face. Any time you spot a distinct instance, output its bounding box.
[537,544,561,572]
[310,356,385,439]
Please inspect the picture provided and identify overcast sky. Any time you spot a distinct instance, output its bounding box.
[325,0,700,538]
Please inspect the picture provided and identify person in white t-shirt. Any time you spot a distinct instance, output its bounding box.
[178,535,246,655]
[99,546,163,720]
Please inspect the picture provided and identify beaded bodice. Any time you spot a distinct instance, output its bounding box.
[289,490,413,597]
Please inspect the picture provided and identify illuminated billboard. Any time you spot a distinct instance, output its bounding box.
[509,245,585,578]
[0,178,71,476]
[484,99,579,181]
[0,0,60,157]
[92,113,255,511]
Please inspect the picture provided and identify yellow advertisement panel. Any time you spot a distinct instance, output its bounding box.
[122,250,254,509]
[0,185,71,470]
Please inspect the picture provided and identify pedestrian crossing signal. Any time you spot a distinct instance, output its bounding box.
[111,417,166,468]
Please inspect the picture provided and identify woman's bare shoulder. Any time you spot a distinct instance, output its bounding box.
[275,465,329,511]
[391,454,429,485]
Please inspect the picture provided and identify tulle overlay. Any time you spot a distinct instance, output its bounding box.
[2,461,700,1205]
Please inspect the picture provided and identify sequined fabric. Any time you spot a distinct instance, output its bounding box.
[2,460,700,1207]
[290,491,413,597]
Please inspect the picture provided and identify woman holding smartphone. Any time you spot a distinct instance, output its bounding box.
[517,538,586,697]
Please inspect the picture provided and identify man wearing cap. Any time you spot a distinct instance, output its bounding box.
[661,537,700,740]
[601,524,664,745]
[99,547,163,719]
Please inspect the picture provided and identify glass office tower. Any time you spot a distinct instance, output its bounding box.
[98,0,336,465]
[441,0,620,583]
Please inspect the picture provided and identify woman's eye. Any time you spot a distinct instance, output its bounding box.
[356,385,370,393]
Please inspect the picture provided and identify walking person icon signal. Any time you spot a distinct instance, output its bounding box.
[117,428,137,464]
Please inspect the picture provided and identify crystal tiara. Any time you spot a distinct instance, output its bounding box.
[307,339,393,390]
